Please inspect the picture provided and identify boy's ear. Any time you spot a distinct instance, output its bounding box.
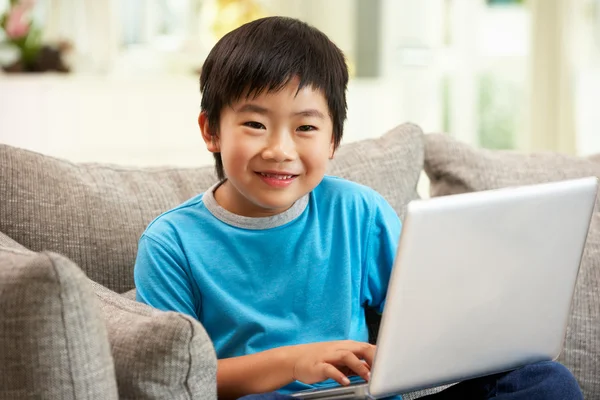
[199,112,220,153]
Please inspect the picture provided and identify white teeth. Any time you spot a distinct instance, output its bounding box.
[260,173,294,180]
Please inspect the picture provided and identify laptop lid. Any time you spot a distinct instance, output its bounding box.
[367,177,597,399]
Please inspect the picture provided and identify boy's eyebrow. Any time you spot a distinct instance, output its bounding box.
[236,103,326,120]
[236,103,270,115]
[294,109,326,120]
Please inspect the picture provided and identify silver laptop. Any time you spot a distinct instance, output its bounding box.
[292,177,597,400]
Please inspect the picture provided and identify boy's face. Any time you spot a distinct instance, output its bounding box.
[200,78,335,217]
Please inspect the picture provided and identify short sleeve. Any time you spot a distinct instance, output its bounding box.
[361,193,402,314]
[134,234,200,319]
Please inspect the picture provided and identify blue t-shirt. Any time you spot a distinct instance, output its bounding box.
[134,175,402,394]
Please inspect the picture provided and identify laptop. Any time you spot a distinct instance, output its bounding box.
[292,177,598,400]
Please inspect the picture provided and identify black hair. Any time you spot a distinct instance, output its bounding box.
[200,16,349,180]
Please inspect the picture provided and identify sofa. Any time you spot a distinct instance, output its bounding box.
[0,122,598,399]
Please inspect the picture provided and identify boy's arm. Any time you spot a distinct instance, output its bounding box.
[217,347,296,399]
[217,341,375,400]
[134,234,199,318]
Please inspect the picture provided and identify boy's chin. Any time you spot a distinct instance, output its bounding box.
[248,190,309,213]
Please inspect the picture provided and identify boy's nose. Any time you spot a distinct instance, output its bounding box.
[261,134,297,162]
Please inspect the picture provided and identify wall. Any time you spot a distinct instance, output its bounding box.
[0,75,405,167]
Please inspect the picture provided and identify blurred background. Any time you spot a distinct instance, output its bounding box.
[1,0,600,168]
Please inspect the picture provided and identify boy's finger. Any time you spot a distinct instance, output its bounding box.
[353,344,376,367]
[320,363,351,386]
[339,352,371,382]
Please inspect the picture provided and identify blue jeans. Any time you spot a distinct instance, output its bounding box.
[238,361,583,400]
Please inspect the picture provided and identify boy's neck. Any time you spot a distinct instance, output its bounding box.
[203,180,309,230]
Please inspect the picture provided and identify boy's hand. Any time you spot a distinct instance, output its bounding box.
[291,341,375,386]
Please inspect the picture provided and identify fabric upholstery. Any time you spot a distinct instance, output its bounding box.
[327,123,424,220]
[0,248,118,399]
[0,147,216,293]
[0,230,27,250]
[90,280,217,400]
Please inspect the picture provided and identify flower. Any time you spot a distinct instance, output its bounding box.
[1,0,69,73]
[5,4,31,39]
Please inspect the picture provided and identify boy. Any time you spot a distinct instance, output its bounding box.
[134,16,583,400]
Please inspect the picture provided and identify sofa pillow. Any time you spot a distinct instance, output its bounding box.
[424,133,600,398]
[327,123,424,220]
[0,248,118,399]
[89,280,217,400]
[0,230,27,250]
[0,147,217,293]
[0,123,424,293]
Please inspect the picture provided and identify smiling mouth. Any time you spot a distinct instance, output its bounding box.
[256,172,298,180]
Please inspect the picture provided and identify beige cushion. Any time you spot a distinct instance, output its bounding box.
[424,133,600,398]
[89,280,217,400]
[0,231,216,399]
[0,148,217,293]
[0,247,118,399]
[121,288,137,300]
[328,123,424,220]
[0,230,27,250]
[0,123,424,293]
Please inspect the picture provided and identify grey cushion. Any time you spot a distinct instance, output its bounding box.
[89,281,217,400]
[424,133,600,398]
[328,123,424,220]
[0,148,217,293]
[0,230,27,251]
[0,123,424,293]
[0,248,118,399]
[121,288,137,301]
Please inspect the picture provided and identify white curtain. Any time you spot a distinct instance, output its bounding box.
[42,0,120,73]
[527,0,586,154]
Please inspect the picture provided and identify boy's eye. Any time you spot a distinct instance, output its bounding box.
[297,125,316,132]
[243,121,266,129]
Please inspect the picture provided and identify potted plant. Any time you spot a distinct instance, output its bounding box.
[0,0,70,73]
